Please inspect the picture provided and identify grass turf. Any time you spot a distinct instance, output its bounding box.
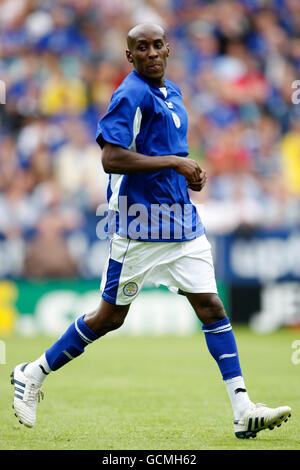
[0,326,299,450]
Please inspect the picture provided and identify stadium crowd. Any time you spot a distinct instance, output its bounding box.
[1,0,300,278]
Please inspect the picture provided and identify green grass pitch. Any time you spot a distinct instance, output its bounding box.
[1,326,299,450]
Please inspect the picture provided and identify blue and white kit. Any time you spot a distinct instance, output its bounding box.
[96,70,217,305]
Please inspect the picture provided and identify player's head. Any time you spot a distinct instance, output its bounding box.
[126,23,170,87]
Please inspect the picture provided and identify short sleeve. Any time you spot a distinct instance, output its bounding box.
[96,86,145,150]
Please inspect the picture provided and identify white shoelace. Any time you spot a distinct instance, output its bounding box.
[26,384,44,404]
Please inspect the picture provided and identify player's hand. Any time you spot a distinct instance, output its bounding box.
[171,156,207,191]
[173,157,201,180]
[187,168,207,192]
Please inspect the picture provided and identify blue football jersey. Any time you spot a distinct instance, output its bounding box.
[96,70,205,241]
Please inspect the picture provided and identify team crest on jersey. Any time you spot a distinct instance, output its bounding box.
[172,112,181,128]
[123,282,138,296]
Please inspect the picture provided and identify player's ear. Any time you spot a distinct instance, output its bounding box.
[126,50,133,63]
[166,43,170,57]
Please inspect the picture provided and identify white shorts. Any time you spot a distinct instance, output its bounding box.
[100,234,218,305]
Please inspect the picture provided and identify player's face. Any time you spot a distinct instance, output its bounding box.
[126,31,169,87]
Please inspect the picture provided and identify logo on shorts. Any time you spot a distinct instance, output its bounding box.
[123,282,138,297]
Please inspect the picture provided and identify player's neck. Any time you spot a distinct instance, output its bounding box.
[151,77,165,87]
[134,69,165,88]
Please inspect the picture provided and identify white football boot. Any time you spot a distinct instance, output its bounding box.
[234,402,291,439]
[11,363,44,427]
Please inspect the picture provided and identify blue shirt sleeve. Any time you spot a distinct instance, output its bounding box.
[96,85,145,150]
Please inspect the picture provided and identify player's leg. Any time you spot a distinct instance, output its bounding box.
[160,235,252,422]
[11,236,152,427]
[166,235,291,438]
[185,291,291,438]
[11,299,130,427]
[185,292,252,416]
[30,299,129,377]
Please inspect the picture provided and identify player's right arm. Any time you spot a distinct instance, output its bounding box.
[101,141,202,181]
[96,81,206,191]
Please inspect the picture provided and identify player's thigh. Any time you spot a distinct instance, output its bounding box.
[168,235,218,294]
[101,236,167,306]
[167,235,226,323]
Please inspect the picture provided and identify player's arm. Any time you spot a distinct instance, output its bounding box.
[101,142,207,191]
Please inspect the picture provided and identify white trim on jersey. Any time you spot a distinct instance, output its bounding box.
[129,106,142,152]
[159,87,167,98]
[108,106,142,212]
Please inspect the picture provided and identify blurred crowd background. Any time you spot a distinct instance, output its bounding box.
[1,0,300,280]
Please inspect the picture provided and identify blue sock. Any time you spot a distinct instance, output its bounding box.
[202,317,242,380]
[45,315,99,371]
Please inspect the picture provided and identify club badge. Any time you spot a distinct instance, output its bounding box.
[172,112,181,128]
[123,282,138,297]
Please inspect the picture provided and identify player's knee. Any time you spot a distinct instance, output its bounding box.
[107,314,125,331]
[88,314,125,337]
[202,295,226,324]
[188,293,226,325]
[84,303,128,336]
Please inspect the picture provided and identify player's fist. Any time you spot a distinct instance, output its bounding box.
[172,156,207,192]
[173,157,201,180]
[187,168,207,192]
